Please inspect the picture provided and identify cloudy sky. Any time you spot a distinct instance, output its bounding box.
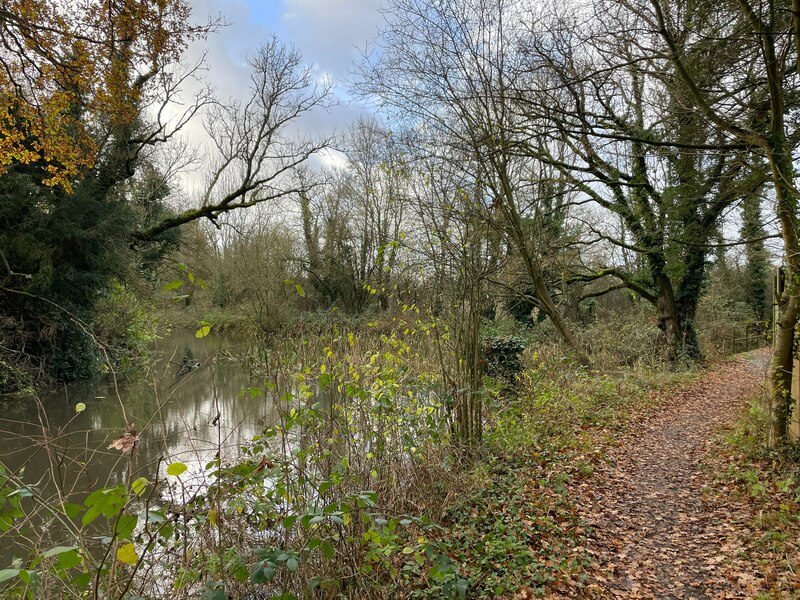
[188,0,384,134]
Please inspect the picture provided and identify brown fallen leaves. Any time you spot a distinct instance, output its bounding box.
[107,422,139,454]
[559,351,785,599]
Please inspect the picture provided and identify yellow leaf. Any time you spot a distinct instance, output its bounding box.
[116,543,138,565]
[166,462,187,477]
[131,477,149,497]
[195,322,211,338]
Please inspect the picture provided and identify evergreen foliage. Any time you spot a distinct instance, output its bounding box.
[0,162,178,384]
[741,193,769,322]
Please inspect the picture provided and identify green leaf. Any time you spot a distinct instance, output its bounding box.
[41,546,82,572]
[131,477,149,497]
[56,549,82,571]
[42,545,78,558]
[17,570,31,585]
[294,283,306,297]
[201,588,226,600]
[286,557,299,572]
[63,503,82,519]
[195,322,211,338]
[162,280,183,291]
[0,569,19,584]
[306,577,321,593]
[75,402,86,413]
[166,462,188,477]
[81,505,102,526]
[115,514,138,540]
[139,509,166,523]
[360,491,378,506]
[116,543,138,565]
[249,567,265,585]
[200,581,226,600]
[320,540,335,560]
[250,565,276,583]
[82,485,127,526]
[283,515,298,530]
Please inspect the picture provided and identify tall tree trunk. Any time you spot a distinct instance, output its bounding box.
[495,165,590,366]
[654,274,682,361]
[651,267,704,363]
[299,190,320,275]
[648,0,800,445]
[674,245,706,361]
[768,149,800,445]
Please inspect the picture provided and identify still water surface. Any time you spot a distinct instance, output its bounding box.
[0,331,277,562]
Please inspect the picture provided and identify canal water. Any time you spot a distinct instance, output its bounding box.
[0,330,277,564]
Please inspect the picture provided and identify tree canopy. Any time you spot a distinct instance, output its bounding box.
[0,0,210,191]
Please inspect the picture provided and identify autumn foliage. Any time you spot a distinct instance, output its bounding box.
[0,0,206,191]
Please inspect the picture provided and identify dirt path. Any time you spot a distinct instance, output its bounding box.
[575,352,771,599]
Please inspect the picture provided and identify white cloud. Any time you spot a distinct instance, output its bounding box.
[281,0,384,81]
[163,0,382,194]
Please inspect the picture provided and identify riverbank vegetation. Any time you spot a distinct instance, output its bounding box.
[0,316,699,599]
[0,0,798,597]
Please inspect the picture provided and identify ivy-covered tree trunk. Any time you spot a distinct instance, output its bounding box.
[741,193,769,321]
[653,267,702,363]
[655,279,681,361]
[646,0,800,447]
[673,244,707,361]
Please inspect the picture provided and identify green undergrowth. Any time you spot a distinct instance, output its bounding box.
[714,394,800,597]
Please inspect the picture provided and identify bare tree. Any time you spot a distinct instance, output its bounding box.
[134,37,331,241]
[358,0,589,365]
[344,118,407,309]
[408,148,500,446]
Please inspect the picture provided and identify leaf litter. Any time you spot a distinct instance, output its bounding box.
[546,350,796,599]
